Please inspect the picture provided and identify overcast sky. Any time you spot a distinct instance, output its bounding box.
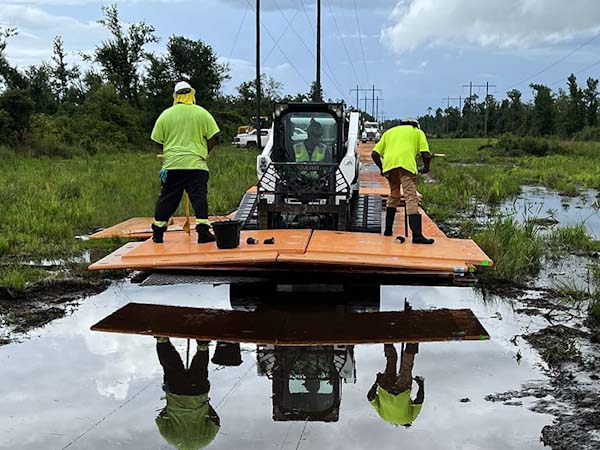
[3,0,600,118]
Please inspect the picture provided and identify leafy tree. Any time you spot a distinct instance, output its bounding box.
[308,81,323,102]
[529,83,555,136]
[565,74,585,135]
[0,89,34,141]
[50,36,80,103]
[25,64,57,115]
[236,74,282,119]
[583,77,599,127]
[87,4,158,105]
[0,27,26,90]
[166,36,229,104]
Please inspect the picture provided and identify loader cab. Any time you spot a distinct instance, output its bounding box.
[272,103,345,164]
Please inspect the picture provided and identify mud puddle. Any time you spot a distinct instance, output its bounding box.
[1,281,559,450]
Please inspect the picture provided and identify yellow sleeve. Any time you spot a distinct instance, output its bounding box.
[204,109,220,140]
[373,132,385,156]
[418,129,429,152]
[151,113,165,144]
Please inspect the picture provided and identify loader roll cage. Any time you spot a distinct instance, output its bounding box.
[272,103,345,164]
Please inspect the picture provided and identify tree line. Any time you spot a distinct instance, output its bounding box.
[0,5,330,156]
[411,75,600,140]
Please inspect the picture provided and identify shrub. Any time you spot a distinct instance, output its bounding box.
[492,134,564,157]
[573,126,600,142]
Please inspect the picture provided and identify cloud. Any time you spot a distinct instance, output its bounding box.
[381,0,600,53]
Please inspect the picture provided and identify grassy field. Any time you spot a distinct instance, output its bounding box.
[0,145,259,291]
[420,138,600,222]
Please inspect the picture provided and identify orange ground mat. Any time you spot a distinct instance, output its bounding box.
[90,215,232,240]
[91,303,490,344]
[89,226,492,273]
[89,229,312,271]
[278,230,491,273]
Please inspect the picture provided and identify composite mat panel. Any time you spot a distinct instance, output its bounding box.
[91,302,490,345]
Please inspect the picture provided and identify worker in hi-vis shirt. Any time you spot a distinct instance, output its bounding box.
[294,119,330,162]
[150,81,220,244]
[371,118,434,244]
[368,343,425,427]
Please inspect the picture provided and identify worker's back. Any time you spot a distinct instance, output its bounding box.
[151,104,219,171]
[374,125,429,174]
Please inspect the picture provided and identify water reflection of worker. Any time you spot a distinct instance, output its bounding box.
[367,343,424,427]
[155,337,220,449]
[294,119,329,162]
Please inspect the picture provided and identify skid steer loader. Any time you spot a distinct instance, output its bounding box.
[235,102,381,233]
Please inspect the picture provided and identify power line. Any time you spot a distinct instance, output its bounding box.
[352,0,370,86]
[549,57,600,87]
[273,0,350,104]
[325,0,362,87]
[263,8,301,63]
[227,2,250,65]
[507,30,600,90]
[244,0,310,86]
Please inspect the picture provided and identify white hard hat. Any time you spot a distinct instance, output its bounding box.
[173,81,193,95]
[402,117,420,128]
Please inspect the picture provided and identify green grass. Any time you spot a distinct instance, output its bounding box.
[0,145,258,265]
[546,224,600,255]
[473,218,544,284]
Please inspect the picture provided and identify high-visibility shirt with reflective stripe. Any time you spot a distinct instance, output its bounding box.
[151,104,220,171]
[373,125,429,174]
[293,142,327,162]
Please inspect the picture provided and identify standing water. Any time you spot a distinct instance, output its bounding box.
[0,280,555,450]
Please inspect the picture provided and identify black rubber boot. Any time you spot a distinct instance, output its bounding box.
[151,224,167,243]
[196,224,216,244]
[404,343,419,354]
[211,342,243,366]
[408,214,435,245]
[384,207,396,236]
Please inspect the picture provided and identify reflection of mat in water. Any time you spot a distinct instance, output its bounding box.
[91,303,490,345]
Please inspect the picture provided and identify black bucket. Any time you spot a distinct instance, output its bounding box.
[212,220,241,249]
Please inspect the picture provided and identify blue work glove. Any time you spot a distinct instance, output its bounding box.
[159,168,168,184]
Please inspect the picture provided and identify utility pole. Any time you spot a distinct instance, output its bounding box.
[372,84,375,117]
[315,0,321,102]
[350,86,382,116]
[255,0,261,150]
[442,97,461,135]
[355,84,359,110]
[462,81,496,136]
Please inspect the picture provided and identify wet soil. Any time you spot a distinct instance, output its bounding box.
[0,273,117,342]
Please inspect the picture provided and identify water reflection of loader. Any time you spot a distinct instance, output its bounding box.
[230,282,377,422]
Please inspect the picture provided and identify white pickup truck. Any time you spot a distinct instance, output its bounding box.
[232,128,270,149]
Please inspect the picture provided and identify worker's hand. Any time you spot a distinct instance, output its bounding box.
[418,166,430,175]
[414,376,425,385]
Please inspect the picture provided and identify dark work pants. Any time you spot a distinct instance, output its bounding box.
[154,170,209,224]
[157,340,210,395]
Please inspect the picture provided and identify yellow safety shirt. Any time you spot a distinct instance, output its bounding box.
[369,387,422,426]
[151,104,220,171]
[293,142,327,162]
[373,125,429,174]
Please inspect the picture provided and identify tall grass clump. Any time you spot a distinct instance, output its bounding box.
[474,218,544,284]
[546,224,600,254]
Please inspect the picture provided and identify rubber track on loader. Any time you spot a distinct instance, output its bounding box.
[234,192,258,230]
[350,194,382,234]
